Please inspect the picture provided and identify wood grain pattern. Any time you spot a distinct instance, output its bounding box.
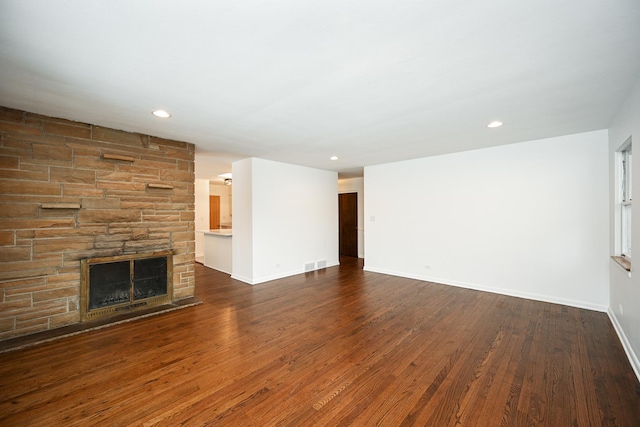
[1,258,639,426]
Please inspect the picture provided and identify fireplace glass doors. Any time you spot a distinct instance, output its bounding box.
[80,251,173,322]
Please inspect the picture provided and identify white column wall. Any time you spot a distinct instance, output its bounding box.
[364,130,609,311]
[231,158,254,283]
[232,158,339,285]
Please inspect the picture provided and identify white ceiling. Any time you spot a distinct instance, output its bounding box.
[1,1,640,180]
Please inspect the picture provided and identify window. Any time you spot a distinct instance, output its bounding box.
[618,137,632,261]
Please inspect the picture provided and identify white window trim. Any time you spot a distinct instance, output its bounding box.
[617,137,632,262]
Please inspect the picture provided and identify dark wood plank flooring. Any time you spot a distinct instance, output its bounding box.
[1,257,639,426]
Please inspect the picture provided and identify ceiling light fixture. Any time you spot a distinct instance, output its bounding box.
[152,110,171,118]
[330,156,339,161]
[224,178,232,186]
[487,121,503,128]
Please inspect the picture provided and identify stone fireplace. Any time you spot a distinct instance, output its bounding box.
[0,106,196,341]
[80,251,173,322]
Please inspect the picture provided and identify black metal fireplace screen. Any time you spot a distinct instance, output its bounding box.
[80,251,173,322]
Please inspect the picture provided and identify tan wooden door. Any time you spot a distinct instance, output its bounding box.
[209,196,220,230]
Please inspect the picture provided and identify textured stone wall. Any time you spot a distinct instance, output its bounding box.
[0,106,195,341]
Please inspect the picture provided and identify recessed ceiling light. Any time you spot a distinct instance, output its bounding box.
[487,121,503,128]
[330,156,339,161]
[152,110,171,118]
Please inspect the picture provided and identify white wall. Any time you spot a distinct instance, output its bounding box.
[194,178,210,258]
[232,158,339,285]
[338,177,365,258]
[231,158,254,283]
[608,76,640,380]
[365,130,610,311]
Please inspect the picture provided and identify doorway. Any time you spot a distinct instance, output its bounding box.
[339,192,358,257]
[209,195,220,230]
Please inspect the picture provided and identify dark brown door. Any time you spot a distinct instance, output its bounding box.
[339,193,358,257]
[209,196,220,230]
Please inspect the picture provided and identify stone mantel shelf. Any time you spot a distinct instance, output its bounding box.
[147,183,174,189]
[41,203,81,209]
[102,153,135,162]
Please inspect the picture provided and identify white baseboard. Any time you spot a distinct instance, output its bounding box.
[229,273,259,285]
[203,262,231,275]
[232,261,341,286]
[607,308,640,383]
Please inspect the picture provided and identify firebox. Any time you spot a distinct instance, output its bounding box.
[80,250,173,322]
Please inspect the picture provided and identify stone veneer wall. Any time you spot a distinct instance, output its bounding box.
[0,106,195,341]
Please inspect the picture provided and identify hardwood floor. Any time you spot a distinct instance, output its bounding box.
[1,257,639,426]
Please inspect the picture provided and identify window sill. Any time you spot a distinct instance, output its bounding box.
[611,256,631,272]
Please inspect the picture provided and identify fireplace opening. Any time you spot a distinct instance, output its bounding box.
[81,251,173,322]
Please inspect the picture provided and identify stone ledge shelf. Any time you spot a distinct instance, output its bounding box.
[41,203,81,209]
[102,153,135,162]
[147,183,174,190]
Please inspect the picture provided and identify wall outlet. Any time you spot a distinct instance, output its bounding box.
[619,304,624,315]
[317,260,327,269]
[304,262,315,272]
